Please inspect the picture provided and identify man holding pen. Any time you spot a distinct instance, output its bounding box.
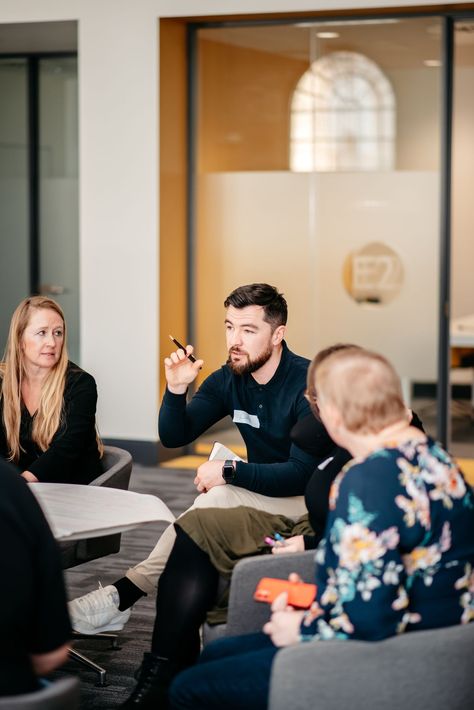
[69,283,318,634]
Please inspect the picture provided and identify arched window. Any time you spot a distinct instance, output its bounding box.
[290,51,395,172]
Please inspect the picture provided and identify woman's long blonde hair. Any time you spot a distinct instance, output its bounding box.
[0,296,69,462]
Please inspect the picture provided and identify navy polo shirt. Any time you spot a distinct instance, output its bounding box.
[158,342,318,496]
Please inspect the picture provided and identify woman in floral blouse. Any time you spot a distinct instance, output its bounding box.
[169,347,474,710]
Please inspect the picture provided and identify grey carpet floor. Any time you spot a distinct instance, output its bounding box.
[60,464,197,709]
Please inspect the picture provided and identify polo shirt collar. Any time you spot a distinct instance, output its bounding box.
[245,340,291,390]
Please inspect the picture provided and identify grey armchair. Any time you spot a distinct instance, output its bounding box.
[270,621,474,710]
[0,677,79,709]
[215,552,474,710]
[202,551,314,644]
[63,445,133,685]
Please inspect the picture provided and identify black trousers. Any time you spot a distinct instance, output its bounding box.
[151,526,220,667]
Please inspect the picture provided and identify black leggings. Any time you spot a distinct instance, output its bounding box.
[151,526,220,667]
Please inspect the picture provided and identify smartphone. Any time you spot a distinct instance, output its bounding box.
[254,577,317,609]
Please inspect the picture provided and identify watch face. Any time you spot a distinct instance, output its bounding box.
[222,460,234,483]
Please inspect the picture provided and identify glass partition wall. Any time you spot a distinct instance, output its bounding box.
[0,58,29,350]
[192,17,443,439]
[0,54,79,361]
[39,56,79,361]
[450,19,474,456]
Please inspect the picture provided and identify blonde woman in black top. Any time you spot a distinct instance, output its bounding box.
[0,296,102,483]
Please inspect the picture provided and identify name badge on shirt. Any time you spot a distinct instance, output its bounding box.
[233,410,260,428]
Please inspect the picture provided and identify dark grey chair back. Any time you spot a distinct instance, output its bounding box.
[60,445,133,569]
[0,677,79,709]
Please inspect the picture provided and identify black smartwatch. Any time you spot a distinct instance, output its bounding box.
[222,459,236,484]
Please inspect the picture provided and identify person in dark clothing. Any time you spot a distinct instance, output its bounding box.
[69,284,319,641]
[276,410,424,552]
[273,341,424,553]
[118,345,426,709]
[0,458,71,696]
[0,296,102,484]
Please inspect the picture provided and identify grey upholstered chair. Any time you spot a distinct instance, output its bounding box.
[210,552,474,710]
[0,677,79,709]
[63,445,133,685]
[202,551,314,644]
[60,445,133,569]
[269,621,474,710]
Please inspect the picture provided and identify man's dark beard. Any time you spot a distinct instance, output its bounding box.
[226,343,273,376]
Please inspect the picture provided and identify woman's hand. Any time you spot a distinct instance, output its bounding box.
[21,470,39,483]
[31,643,69,675]
[272,535,305,555]
[262,589,305,647]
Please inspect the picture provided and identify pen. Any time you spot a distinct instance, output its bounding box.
[169,334,197,363]
[264,536,276,547]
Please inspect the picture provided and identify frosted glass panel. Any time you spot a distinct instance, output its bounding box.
[39,57,79,362]
[198,171,439,384]
[0,59,29,353]
[450,20,474,453]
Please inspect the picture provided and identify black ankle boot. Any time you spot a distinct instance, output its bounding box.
[121,653,176,709]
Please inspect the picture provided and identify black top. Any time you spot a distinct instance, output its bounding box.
[159,342,318,497]
[0,459,71,695]
[0,362,102,484]
[291,411,425,548]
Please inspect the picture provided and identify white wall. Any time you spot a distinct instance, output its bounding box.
[0,1,161,442]
[0,0,458,445]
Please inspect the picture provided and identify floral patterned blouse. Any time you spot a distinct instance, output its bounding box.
[301,438,474,642]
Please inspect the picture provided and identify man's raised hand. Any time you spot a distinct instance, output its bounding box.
[164,345,204,395]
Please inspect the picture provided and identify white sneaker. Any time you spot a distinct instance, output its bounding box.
[68,583,131,634]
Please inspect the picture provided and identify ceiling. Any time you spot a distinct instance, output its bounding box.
[199,17,474,70]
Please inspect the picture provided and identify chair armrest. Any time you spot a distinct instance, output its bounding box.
[225,551,315,637]
[269,623,474,710]
[90,446,132,490]
[0,676,80,708]
[269,641,343,710]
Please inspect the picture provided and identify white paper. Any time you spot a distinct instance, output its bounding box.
[451,314,474,347]
[30,483,175,541]
[208,441,243,462]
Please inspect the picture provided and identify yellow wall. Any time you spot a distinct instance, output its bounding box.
[198,39,307,172]
[159,19,188,398]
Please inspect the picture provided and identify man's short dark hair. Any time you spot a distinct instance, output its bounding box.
[224,283,288,328]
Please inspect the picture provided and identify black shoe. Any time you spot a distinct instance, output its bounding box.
[121,653,176,709]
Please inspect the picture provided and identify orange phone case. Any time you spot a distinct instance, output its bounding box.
[254,577,317,609]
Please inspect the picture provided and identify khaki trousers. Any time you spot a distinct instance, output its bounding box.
[125,484,306,595]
